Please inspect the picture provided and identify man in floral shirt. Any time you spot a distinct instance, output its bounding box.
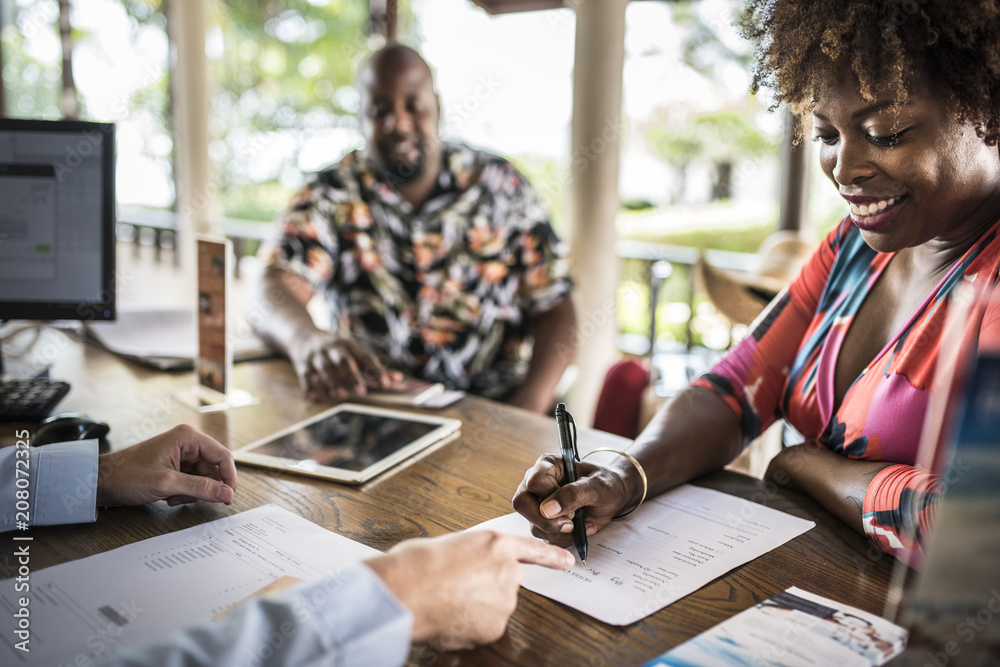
[253,44,576,414]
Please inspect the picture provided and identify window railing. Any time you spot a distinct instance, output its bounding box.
[116,205,274,278]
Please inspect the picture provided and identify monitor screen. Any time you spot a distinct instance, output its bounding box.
[0,118,116,321]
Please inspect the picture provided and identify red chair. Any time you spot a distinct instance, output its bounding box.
[592,358,650,439]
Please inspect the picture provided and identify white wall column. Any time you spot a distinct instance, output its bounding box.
[567,0,628,426]
[167,0,215,280]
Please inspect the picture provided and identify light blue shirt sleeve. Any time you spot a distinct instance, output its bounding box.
[97,563,413,667]
[1,440,98,533]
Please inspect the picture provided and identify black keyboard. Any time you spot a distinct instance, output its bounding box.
[0,380,71,422]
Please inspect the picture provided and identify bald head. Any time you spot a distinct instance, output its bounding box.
[358,44,442,189]
[358,44,433,90]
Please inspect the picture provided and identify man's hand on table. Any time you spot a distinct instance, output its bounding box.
[96,424,237,508]
[289,328,402,401]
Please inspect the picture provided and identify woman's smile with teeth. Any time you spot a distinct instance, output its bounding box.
[849,197,899,217]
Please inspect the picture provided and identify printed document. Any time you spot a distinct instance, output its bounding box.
[0,505,378,664]
[476,484,814,625]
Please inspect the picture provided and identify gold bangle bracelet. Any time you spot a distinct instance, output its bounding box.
[582,447,648,518]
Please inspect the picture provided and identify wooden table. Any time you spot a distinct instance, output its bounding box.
[1,331,898,666]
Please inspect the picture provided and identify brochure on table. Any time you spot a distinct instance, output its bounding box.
[645,586,907,667]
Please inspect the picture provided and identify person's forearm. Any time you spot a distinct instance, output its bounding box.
[251,267,323,358]
[765,442,893,533]
[513,298,576,411]
[96,565,412,667]
[618,386,745,507]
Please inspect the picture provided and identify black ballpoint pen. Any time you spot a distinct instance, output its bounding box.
[555,403,587,563]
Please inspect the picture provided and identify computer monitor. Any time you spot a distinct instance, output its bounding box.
[0,118,116,322]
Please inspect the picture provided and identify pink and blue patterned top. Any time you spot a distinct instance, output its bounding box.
[694,216,1000,563]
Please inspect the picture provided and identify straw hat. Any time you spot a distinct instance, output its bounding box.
[696,231,814,326]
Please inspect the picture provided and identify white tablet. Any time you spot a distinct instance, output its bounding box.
[233,403,461,484]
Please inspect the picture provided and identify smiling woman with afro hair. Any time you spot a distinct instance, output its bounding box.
[513,0,1000,569]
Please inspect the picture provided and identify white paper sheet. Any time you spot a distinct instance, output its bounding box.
[476,484,815,625]
[0,505,378,665]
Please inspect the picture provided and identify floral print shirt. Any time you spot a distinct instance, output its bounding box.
[266,142,573,399]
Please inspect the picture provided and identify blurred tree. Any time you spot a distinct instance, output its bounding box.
[118,0,174,208]
[671,0,751,74]
[209,0,418,221]
[643,1,775,204]
[58,0,79,118]
[646,123,703,204]
[5,0,416,219]
[122,0,373,218]
[2,0,64,120]
[0,7,4,116]
[692,108,775,200]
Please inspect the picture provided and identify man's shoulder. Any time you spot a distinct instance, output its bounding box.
[310,150,369,190]
[444,142,518,174]
[443,142,532,198]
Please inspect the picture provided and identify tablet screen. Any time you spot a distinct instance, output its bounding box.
[234,404,462,483]
[247,410,440,472]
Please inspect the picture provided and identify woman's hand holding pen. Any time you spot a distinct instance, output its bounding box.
[511,453,644,546]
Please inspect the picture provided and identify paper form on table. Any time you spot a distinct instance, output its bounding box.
[473,484,815,625]
[0,505,378,665]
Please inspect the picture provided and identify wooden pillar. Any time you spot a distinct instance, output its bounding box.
[369,0,397,44]
[777,108,810,233]
[58,0,79,119]
[0,0,5,119]
[166,0,214,279]
[567,0,628,426]
[387,0,397,42]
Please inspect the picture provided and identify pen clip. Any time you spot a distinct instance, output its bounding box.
[567,410,579,461]
[556,403,579,462]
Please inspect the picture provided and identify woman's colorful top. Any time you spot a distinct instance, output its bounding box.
[694,217,1000,563]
